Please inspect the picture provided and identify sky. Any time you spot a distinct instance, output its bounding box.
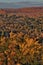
[0,0,43,3]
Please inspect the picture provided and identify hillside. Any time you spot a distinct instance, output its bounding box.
[0,7,43,65]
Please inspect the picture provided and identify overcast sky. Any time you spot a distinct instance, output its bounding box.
[0,0,43,3]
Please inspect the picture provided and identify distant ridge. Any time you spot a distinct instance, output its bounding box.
[0,7,43,13]
[0,7,43,18]
[4,7,43,13]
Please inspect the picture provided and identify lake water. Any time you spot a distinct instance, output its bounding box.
[0,2,43,8]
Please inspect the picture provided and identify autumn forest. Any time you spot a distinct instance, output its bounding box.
[0,8,43,65]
